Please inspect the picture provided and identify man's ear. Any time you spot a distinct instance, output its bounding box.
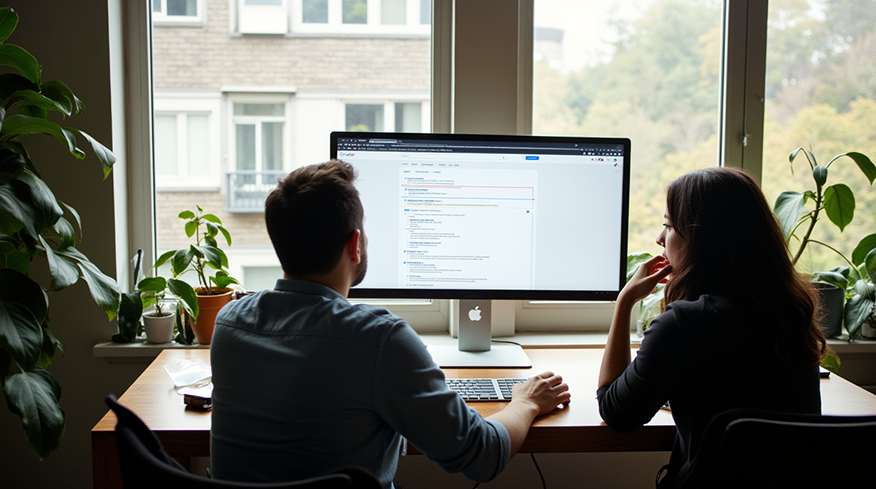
[346,229,362,264]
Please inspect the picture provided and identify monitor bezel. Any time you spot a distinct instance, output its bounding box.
[330,131,631,302]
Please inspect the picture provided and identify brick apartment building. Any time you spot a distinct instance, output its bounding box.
[151,0,430,289]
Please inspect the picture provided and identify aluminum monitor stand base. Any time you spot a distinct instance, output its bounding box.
[428,300,532,368]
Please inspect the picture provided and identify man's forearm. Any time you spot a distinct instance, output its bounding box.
[487,401,539,456]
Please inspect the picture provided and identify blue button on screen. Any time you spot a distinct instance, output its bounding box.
[525,156,539,160]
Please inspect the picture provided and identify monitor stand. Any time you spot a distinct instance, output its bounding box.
[427,300,532,368]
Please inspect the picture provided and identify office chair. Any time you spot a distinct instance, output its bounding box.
[688,408,876,488]
[105,395,381,489]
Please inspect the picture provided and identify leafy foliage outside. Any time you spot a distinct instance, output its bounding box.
[534,0,876,274]
[0,8,120,459]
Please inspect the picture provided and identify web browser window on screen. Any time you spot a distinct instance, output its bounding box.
[336,135,628,297]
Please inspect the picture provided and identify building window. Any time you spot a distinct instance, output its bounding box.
[153,0,203,23]
[228,102,288,212]
[293,0,430,34]
[154,113,210,178]
[344,100,426,132]
[238,0,289,34]
[152,93,221,189]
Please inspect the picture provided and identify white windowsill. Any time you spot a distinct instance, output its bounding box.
[92,333,876,362]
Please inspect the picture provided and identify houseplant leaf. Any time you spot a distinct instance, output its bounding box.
[168,278,199,319]
[835,152,876,185]
[37,321,62,368]
[0,177,38,238]
[0,299,43,370]
[0,43,41,85]
[0,240,29,274]
[0,7,18,43]
[3,366,65,460]
[18,170,62,233]
[822,184,854,232]
[773,191,805,240]
[0,115,85,159]
[114,292,142,343]
[39,80,84,117]
[865,249,876,284]
[844,291,875,340]
[54,247,120,320]
[0,268,48,323]
[73,129,115,178]
[851,234,876,268]
[38,235,79,291]
[171,248,195,277]
[137,276,167,293]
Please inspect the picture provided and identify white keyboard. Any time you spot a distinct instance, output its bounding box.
[445,378,528,401]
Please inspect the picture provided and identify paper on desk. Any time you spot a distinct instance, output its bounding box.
[163,359,212,390]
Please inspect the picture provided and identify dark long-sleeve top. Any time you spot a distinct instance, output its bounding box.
[597,294,821,488]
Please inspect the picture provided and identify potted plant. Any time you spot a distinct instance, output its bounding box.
[154,206,239,345]
[0,8,120,459]
[115,275,199,344]
[811,235,876,340]
[772,147,875,337]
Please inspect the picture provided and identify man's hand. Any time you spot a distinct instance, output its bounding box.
[511,371,571,416]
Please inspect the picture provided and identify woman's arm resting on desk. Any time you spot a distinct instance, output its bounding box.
[599,256,672,388]
[488,371,571,456]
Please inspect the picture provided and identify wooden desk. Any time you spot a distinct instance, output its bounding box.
[92,348,876,488]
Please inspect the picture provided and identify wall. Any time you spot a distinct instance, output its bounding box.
[0,1,147,487]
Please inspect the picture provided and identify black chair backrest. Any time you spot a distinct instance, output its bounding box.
[693,409,876,488]
[105,395,380,489]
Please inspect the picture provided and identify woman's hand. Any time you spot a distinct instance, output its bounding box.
[619,255,672,307]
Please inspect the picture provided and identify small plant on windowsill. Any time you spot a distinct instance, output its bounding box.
[114,275,198,344]
[154,206,239,345]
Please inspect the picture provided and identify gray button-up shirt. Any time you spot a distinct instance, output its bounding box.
[210,279,510,488]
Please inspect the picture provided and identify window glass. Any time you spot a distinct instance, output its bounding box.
[395,102,421,132]
[382,0,406,25]
[760,0,876,274]
[154,114,178,176]
[167,0,198,16]
[343,0,368,24]
[420,0,430,24]
[187,114,210,176]
[263,122,284,171]
[346,104,385,131]
[533,0,723,256]
[236,124,257,171]
[245,0,283,5]
[303,0,329,23]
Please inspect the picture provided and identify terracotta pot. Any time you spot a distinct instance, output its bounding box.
[192,288,233,345]
[143,313,175,343]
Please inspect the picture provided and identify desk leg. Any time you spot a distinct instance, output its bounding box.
[92,432,122,489]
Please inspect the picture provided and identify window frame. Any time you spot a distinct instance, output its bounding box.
[152,0,205,25]
[125,0,769,334]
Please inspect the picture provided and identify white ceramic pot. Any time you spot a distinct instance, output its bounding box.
[143,313,175,343]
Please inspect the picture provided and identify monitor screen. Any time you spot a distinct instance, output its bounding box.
[330,132,630,301]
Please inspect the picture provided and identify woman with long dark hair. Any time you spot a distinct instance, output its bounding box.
[597,167,825,488]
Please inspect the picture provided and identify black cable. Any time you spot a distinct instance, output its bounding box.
[490,339,523,346]
[470,454,545,488]
[531,453,546,489]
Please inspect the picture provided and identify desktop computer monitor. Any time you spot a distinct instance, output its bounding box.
[330,132,631,366]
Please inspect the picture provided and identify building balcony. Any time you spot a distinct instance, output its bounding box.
[226,170,286,213]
